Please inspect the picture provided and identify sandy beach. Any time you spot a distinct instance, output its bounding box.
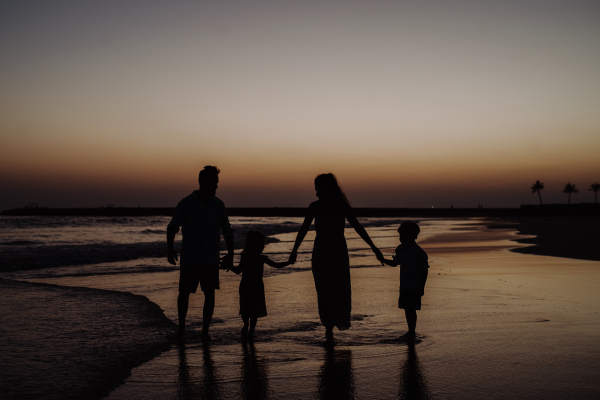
[2,217,600,399]
[112,222,600,399]
[4,1,600,397]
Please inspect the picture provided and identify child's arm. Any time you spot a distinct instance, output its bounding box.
[264,256,292,269]
[419,269,428,296]
[381,257,399,267]
[418,249,429,296]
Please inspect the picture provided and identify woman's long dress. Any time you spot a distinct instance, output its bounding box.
[312,201,351,330]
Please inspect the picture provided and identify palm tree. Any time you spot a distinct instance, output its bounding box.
[588,182,600,204]
[563,183,579,205]
[530,180,544,205]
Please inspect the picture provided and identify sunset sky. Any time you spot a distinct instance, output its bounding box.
[1,0,599,210]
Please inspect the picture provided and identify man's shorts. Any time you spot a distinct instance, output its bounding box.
[179,264,220,293]
[398,290,421,310]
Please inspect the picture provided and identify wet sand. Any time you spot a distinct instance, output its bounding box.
[7,219,600,399]
[488,216,600,262]
[0,279,174,400]
[100,221,600,399]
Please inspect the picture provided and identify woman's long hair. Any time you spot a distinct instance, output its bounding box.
[314,173,350,205]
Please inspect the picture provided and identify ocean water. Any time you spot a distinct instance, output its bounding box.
[6,216,598,399]
[0,215,414,399]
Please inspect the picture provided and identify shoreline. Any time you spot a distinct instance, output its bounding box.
[0,278,176,400]
[2,204,599,217]
[3,217,599,399]
[107,219,600,399]
[486,216,600,262]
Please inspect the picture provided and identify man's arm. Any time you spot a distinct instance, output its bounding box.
[167,226,179,265]
[219,204,235,269]
[167,200,185,266]
[221,234,235,269]
[224,234,234,254]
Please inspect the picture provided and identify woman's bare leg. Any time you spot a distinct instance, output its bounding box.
[241,315,249,339]
[248,317,257,340]
[325,325,334,343]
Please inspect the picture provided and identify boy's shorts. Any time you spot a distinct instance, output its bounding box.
[179,264,220,293]
[398,290,421,310]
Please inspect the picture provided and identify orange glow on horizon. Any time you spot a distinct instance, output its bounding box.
[1,1,599,210]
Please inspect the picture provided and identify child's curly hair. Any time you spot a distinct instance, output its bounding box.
[398,221,420,238]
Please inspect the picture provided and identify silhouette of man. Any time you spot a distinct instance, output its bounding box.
[167,165,234,341]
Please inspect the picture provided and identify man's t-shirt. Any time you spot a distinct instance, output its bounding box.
[393,243,429,291]
[168,191,233,266]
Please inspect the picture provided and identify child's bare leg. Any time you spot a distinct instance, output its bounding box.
[248,317,257,340]
[404,309,417,337]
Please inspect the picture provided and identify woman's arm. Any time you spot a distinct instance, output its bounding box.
[264,256,292,269]
[289,203,316,263]
[345,205,384,263]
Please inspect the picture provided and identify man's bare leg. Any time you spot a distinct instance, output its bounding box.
[177,292,190,340]
[202,289,215,340]
[403,309,417,340]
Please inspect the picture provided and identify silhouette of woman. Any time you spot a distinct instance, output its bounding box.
[289,173,383,342]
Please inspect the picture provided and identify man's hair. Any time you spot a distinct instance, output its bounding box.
[198,165,220,182]
[398,220,420,238]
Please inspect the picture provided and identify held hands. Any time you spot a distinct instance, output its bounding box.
[276,260,294,269]
[373,247,384,266]
[220,253,234,271]
[288,250,297,264]
[167,247,178,265]
[374,249,397,267]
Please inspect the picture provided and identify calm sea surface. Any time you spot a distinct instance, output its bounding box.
[0,215,412,399]
[3,216,600,399]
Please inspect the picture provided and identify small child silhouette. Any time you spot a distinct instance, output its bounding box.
[378,221,429,341]
[225,230,292,340]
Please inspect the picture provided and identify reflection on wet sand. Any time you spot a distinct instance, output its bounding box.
[176,344,222,400]
[240,342,270,400]
[399,344,431,400]
[317,347,355,399]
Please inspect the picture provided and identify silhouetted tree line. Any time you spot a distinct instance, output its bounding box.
[531,181,600,205]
